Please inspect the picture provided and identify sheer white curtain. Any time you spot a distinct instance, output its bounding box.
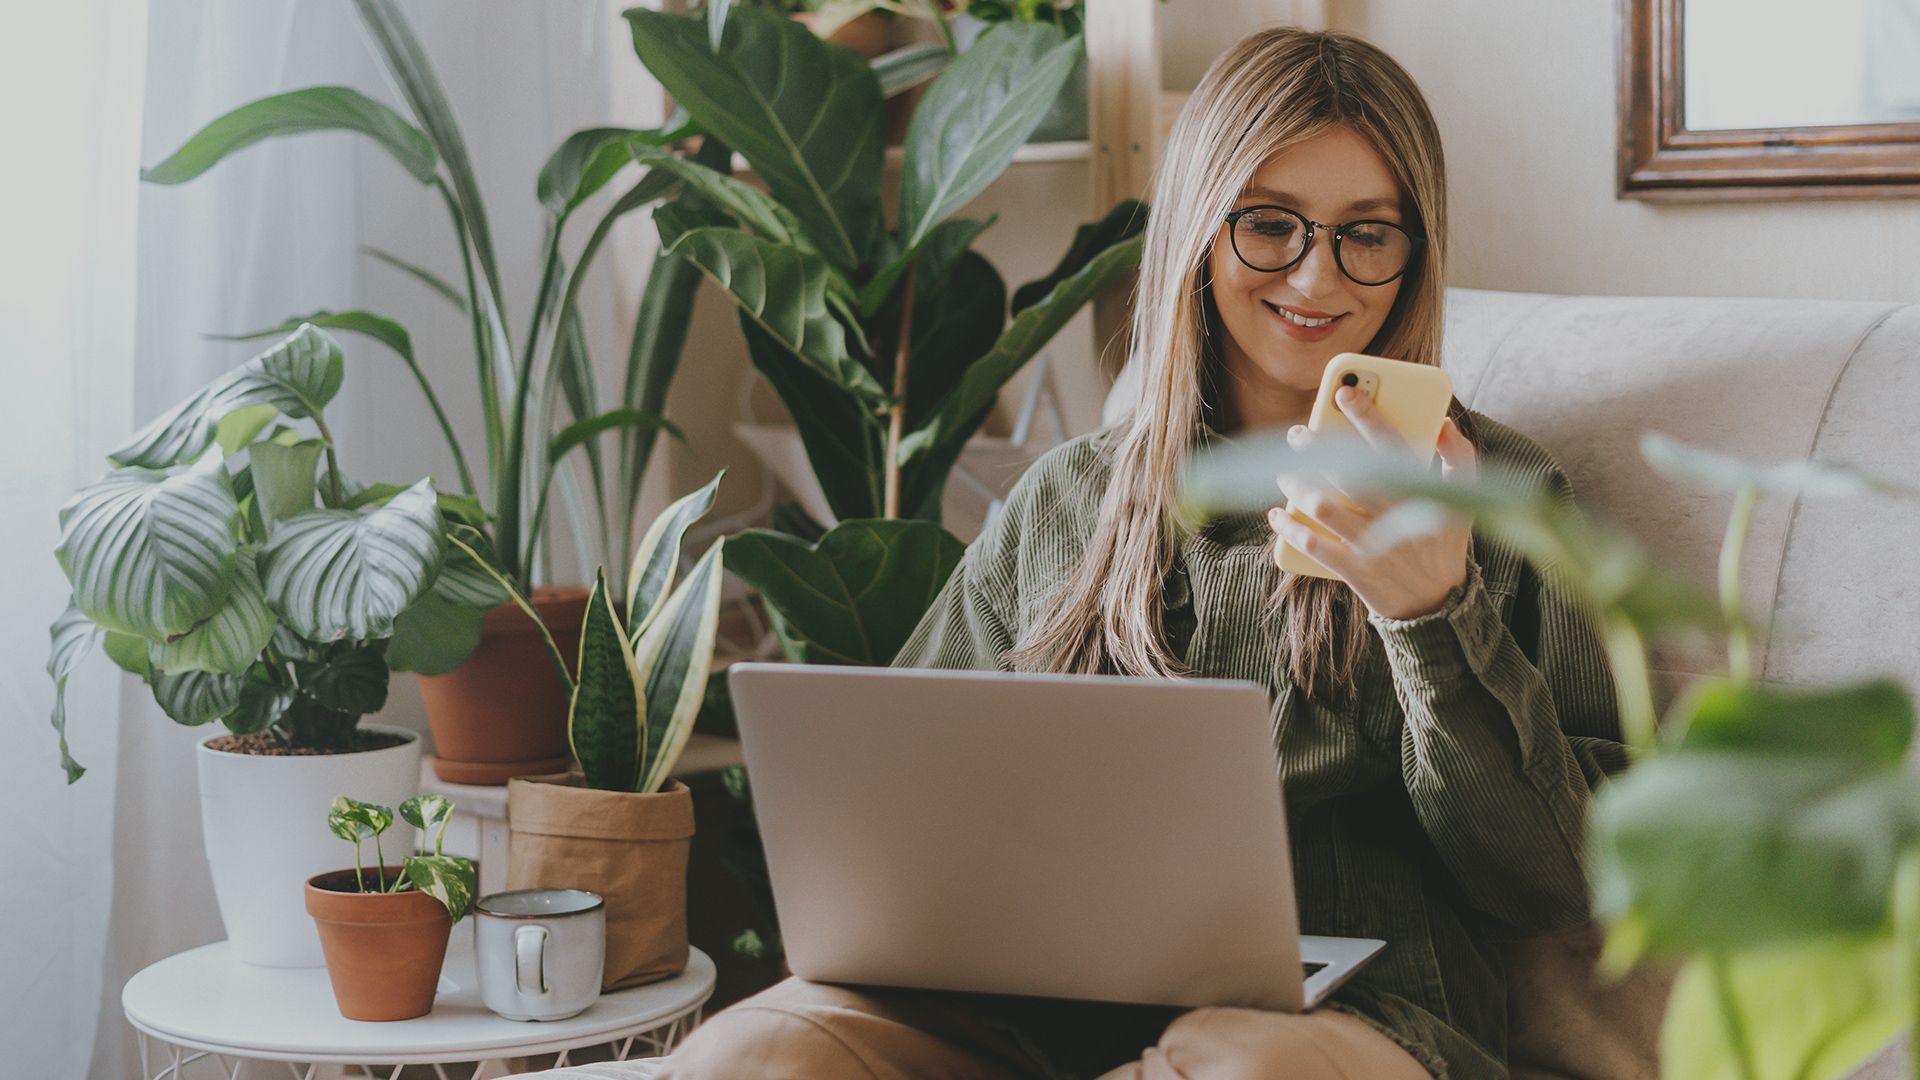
[34,2,650,1075]
[0,3,147,1077]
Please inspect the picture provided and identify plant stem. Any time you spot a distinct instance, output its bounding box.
[353,840,365,894]
[436,179,503,494]
[1896,849,1920,1080]
[373,830,388,893]
[1708,952,1760,1080]
[882,261,919,520]
[1601,613,1659,752]
[1720,485,1759,683]
[309,413,347,508]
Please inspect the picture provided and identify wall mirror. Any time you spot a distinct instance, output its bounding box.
[1619,0,1920,200]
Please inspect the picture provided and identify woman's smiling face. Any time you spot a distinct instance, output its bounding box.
[1207,124,1409,424]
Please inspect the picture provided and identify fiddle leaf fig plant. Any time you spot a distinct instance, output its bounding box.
[327,794,477,918]
[48,324,453,781]
[1180,429,1920,1080]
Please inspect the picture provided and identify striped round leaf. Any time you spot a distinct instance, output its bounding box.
[112,324,346,469]
[569,570,644,792]
[261,479,443,642]
[154,670,243,727]
[47,604,102,782]
[149,554,276,675]
[56,458,242,640]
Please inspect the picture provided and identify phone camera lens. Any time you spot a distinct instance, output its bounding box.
[1341,373,1359,387]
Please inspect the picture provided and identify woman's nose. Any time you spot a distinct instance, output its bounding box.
[1286,231,1345,300]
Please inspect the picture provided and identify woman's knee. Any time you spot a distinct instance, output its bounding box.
[1137,1007,1429,1080]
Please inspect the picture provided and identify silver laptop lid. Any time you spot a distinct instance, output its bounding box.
[728,663,1314,1011]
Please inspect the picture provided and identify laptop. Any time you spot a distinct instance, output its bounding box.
[726,663,1384,1011]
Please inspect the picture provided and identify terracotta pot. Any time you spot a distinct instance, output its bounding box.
[507,774,694,990]
[419,586,589,785]
[305,868,454,1021]
[792,10,890,59]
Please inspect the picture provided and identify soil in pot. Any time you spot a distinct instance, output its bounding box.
[418,586,589,785]
[206,729,410,756]
[306,868,454,1021]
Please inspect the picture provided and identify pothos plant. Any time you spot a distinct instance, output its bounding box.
[327,794,477,918]
[46,324,489,781]
[1181,429,1920,1080]
[454,476,731,794]
[138,0,724,677]
[623,3,1147,668]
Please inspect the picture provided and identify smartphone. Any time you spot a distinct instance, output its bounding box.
[1275,353,1456,579]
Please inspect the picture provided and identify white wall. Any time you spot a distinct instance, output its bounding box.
[1326,0,1920,303]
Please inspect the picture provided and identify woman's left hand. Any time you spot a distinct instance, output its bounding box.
[1267,385,1478,621]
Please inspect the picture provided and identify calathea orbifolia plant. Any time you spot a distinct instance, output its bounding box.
[138,0,724,676]
[328,794,478,917]
[47,324,474,781]
[623,4,1146,667]
[1181,431,1920,1080]
[453,475,731,793]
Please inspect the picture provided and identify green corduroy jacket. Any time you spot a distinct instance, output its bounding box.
[891,409,1630,1080]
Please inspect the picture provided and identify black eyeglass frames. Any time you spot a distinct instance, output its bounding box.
[1222,206,1424,287]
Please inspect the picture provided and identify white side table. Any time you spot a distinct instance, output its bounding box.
[123,935,714,1080]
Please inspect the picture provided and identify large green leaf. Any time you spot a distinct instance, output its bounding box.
[142,86,437,185]
[1673,678,1915,763]
[636,540,727,794]
[668,227,883,403]
[898,23,1082,250]
[296,644,391,716]
[898,231,1142,471]
[740,318,884,521]
[626,472,724,640]
[48,604,100,782]
[625,6,883,268]
[630,147,812,251]
[1642,433,1915,500]
[248,441,323,530]
[1010,199,1148,315]
[538,118,691,218]
[56,458,242,639]
[385,593,485,676]
[1661,939,1907,1080]
[569,571,645,792]
[259,479,443,641]
[153,670,243,727]
[905,251,1006,434]
[726,519,965,666]
[149,554,275,676]
[858,214,995,318]
[1590,753,1919,957]
[111,324,346,469]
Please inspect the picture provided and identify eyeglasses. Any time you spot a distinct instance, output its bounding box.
[1222,205,1424,287]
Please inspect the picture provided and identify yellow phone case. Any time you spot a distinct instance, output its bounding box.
[1275,353,1455,579]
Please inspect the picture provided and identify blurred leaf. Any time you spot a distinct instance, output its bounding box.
[1673,678,1915,764]
[142,86,437,185]
[872,41,950,98]
[726,519,964,666]
[1642,433,1916,500]
[1661,938,1907,1080]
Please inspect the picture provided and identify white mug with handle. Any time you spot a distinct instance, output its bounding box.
[474,888,606,1021]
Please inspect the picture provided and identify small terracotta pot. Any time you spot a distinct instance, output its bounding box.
[419,586,589,785]
[792,10,890,59]
[305,868,454,1021]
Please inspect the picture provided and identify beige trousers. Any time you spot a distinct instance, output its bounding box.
[659,977,1431,1080]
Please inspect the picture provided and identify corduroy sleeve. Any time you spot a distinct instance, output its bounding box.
[1366,468,1628,934]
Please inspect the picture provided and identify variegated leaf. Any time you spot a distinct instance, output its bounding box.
[636,539,726,794]
[111,325,347,469]
[624,471,723,640]
[329,795,378,842]
[149,555,275,675]
[569,570,645,792]
[261,479,443,641]
[56,456,241,639]
[399,793,453,832]
[403,854,476,918]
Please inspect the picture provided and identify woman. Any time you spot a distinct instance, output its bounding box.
[661,26,1627,1080]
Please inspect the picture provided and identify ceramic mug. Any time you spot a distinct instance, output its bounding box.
[474,888,606,1021]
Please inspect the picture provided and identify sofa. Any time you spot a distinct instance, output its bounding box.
[526,286,1920,1079]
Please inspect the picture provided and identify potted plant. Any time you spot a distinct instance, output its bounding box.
[1180,426,1920,1080]
[450,477,729,990]
[951,0,1087,140]
[46,323,457,967]
[307,794,477,1021]
[138,0,726,784]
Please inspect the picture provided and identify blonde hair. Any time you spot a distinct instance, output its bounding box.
[1008,27,1470,705]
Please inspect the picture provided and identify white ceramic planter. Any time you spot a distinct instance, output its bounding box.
[197,724,422,968]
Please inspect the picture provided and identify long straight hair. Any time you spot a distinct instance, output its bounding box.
[1007,28,1470,705]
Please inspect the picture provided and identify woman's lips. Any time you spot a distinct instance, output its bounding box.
[1264,300,1346,341]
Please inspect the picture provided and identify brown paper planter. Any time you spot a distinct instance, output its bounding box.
[305,868,454,1021]
[418,586,589,785]
[506,774,694,991]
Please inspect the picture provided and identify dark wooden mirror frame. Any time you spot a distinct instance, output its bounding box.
[1619,0,1920,201]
